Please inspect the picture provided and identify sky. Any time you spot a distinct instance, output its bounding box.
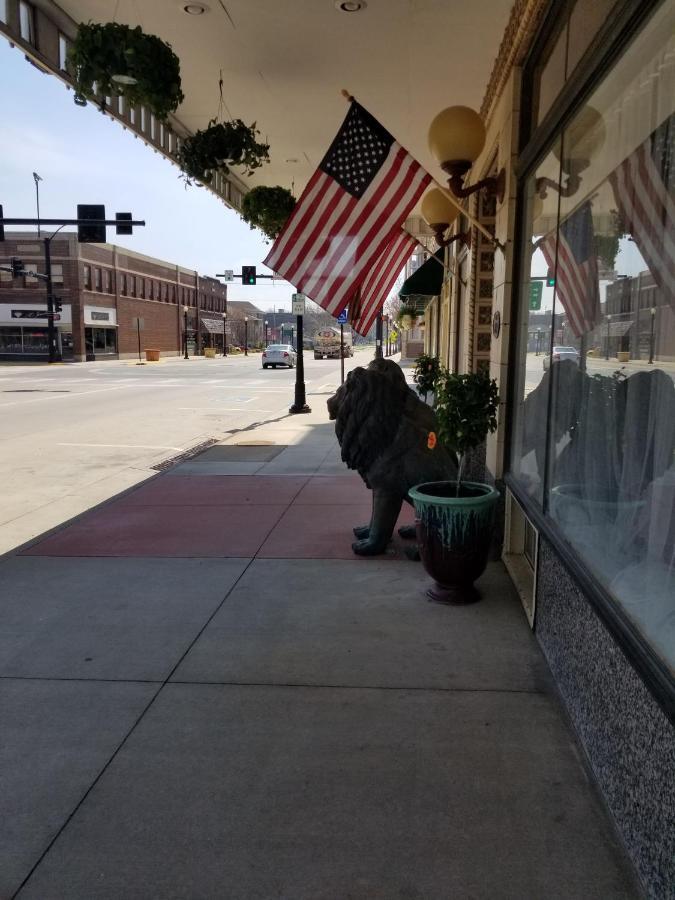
[0,39,294,312]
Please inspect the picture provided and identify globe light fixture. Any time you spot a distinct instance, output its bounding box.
[420,188,470,248]
[428,106,505,203]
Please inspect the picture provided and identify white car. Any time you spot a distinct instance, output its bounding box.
[543,346,580,371]
[262,344,297,369]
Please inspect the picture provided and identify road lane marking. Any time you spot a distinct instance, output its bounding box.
[0,385,132,408]
[56,442,186,450]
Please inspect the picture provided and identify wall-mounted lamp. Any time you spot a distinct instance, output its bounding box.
[536,106,605,199]
[428,106,505,204]
[420,189,471,248]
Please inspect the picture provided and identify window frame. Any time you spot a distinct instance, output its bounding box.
[507,0,674,721]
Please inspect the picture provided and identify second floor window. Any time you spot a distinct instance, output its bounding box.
[83,265,92,289]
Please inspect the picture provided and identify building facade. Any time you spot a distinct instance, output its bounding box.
[421,2,675,893]
[0,232,227,361]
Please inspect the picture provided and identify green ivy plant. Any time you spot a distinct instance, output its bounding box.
[433,369,500,494]
[68,22,184,120]
[241,186,296,241]
[412,353,441,402]
[178,119,270,184]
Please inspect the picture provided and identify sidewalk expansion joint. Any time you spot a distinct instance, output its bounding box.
[168,679,545,695]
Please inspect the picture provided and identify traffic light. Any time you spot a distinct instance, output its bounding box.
[10,257,24,278]
[242,265,256,285]
[546,268,556,287]
[77,204,106,243]
[54,297,63,313]
[115,212,133,235]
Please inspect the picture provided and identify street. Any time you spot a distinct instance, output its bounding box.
[0,348,372,554]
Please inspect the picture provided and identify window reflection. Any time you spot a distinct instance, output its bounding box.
[513,3,675,667]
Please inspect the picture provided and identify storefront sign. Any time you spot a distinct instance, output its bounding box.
[11,309,61,321]
[84,306,117,326]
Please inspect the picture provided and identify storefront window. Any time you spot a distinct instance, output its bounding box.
[0,329,24,353]
[513,3,675,669]
[22,329,49,353]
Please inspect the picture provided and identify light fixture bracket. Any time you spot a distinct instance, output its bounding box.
[442,160,505,204]
[429,223,471,250]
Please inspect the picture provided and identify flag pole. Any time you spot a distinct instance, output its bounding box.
[340,89,501,249]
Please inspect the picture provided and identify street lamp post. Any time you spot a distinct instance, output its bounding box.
[244,316,248,356]
[264,319,269,346]
[536,328,541,356]
[183,306,189,359]
[606,314,612,361]
[33,172,42,237]
[648,307,656,364]
[222,311,228,357]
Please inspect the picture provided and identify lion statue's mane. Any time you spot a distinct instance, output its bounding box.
[327,359,456,555]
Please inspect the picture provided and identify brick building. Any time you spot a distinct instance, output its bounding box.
[0,232,227,361]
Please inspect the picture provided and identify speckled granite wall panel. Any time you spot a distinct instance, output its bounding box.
[536,536,675,899]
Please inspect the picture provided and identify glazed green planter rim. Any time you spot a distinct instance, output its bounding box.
[409,480,499,509]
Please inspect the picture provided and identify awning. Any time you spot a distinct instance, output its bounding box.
[399,247,444,310]
[201,317,224,334]
[608,320,633,337]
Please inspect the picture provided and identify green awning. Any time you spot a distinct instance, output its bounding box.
[399,247,444,310]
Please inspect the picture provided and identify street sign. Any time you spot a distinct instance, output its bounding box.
[292,292,305,315]
[529,281,543,310]
[337,308,348,325]
[222,270,234,283]
[132,317,145,329]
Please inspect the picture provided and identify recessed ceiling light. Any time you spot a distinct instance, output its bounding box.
[334,0,367,10]
[183,3,208,14]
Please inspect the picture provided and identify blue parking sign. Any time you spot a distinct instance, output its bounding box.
[337,309,348,324]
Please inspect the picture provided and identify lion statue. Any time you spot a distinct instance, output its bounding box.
[327,358,457,555]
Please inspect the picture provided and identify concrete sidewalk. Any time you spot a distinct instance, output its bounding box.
[0,405,640,899]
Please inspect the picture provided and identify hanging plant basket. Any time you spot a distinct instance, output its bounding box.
[396,302,418,330]
[241,186,296,241]
[68,22,184,120]
[178,118,270,184]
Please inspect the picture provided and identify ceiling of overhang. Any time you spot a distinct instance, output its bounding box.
[57,0,513,198]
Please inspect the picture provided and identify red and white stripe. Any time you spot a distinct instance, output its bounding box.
[350,230,416,336]
[609,138,675,306]
[264,143,430,317]
[540,231,599,338]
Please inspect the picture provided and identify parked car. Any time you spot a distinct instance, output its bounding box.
[543,346,580,370]
[262,344,297,369]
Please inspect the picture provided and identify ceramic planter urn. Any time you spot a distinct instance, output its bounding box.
[409,481,499,604]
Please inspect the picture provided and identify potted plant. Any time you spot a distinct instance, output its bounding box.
[241,186,296,241]
[68,22,184,119]
[178,118,270,184]
[396,301,418,330]
[412,353,441,403]
[409,369,500,604]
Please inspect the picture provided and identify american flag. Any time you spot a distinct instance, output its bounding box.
[263,101,430,317]
[540,201,600,338]
[608,114,674,306]
[349,229,416,336]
